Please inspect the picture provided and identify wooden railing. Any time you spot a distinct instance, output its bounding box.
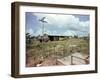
[71,55,89,65]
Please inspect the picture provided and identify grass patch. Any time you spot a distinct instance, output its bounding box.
[26,38,89,60]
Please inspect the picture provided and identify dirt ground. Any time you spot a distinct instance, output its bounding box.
[26,57,64,67]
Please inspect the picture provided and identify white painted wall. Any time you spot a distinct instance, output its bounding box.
[0,0,99,80]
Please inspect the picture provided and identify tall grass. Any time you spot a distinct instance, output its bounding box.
[26,38,89,60]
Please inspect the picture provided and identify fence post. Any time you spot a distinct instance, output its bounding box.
[71,55,73,65]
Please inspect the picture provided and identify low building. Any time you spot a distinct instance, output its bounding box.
[48,35,59,41]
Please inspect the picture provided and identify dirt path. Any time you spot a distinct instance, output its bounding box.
[57,52,89,65]
[26,52,89,67]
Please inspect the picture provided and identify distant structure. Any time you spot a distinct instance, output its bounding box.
[37,34,77,42]
[48,35,60,41]
[48,35,73,41]
[39,17,48,23]
[37,33,49,43]
[39,17,48,43]
[39,17,48,36]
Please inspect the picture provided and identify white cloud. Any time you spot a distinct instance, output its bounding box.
[32,13,89,36]
[34,28,42,36]
[64,30,77,36]
[33,13,79,25]
[26,28,34,35]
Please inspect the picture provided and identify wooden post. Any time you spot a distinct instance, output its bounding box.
[71,55,73,65]
[54,45,57,65]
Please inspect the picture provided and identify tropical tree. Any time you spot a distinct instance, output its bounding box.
[26,33,31,44]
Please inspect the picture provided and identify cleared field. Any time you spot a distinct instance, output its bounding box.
[26,38,89,67]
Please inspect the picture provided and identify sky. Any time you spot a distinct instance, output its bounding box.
[25,12,90,37]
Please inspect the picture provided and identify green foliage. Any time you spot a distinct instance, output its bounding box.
[26,33,32,44]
